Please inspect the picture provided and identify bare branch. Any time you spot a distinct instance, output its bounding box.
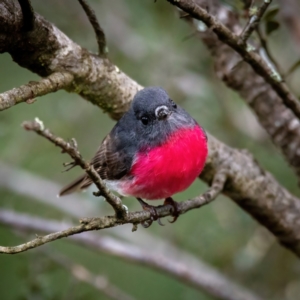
[0,168,226,254]
[22,118,127,218]
[45,251,135,300]
[78,0,107,56]
[17,0,35,31]
[256,26,281,73]
[203,136,300,257]
[240,0,272,43]
[177,1,300,180]
[0,210,263,300]
[166,0,300,120]
[0,0,140,120]
[0,72,73,111]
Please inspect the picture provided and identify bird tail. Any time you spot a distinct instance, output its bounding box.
[59,174,92,197]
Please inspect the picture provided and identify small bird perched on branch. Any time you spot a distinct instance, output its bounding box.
[60,87,208,226]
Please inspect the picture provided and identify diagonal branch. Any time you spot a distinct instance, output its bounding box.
[0,210,263,300]
[22,118,127,219]
[177,0,300,181]
[256,26,281,73]
[78,0,107,56]
[0,72,73,111]
[166,0,300,121]
[44,251,136,300]
[240,0,272,43]
[0,168,226,254]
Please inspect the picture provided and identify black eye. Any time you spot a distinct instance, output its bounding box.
[141,116,149,125]
[170,99,177,109]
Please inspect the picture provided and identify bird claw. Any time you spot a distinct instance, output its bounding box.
[137,197,179,227]
[168,216,178,223]
[141,220,153,228]
[137,198,165,227]
[164,197,180,224]
[157,218,165,226]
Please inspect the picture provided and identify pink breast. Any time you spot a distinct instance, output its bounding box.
[123,125,208,200]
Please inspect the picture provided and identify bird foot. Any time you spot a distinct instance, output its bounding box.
[137,198,165,228]
[164,197,180,223]
[136,197,180,228]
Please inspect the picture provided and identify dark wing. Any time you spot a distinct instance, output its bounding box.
[59,132,133,196]
[91,133,131,180]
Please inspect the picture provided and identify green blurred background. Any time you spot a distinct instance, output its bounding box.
[1,0,300,299]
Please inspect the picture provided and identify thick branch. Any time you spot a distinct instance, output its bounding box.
[0,210,263,300]
[0,0,141,119]
[177,0,300,180]
[203,136,300,256]
[0,72,73,111]
[22,118,127,218]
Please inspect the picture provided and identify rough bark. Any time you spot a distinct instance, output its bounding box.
[169,0,300,181]
[0,0,141,119]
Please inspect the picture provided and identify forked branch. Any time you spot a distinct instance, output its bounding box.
[22,118,127,218]
[0,167,227,254]
[240,0,272,43]
[166,0,300,120]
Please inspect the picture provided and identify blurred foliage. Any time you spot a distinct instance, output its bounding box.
[1,0,300,299]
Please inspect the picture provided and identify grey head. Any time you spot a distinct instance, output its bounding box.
[121,86,197,150]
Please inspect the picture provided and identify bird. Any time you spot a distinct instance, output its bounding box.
[59,87,208,226]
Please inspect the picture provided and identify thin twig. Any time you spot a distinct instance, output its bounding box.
[22,118,127,218]
[166,0,300,120]
[240,0,272,43]
[78,0,107,55]
[256,26,281,73]
[0,169,227,254]
[0,210,262,300]
[17,0,35,31]
[0,72,74,111]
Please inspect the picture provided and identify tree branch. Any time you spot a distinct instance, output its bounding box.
[0,165,226,253]
[166,0,300,121]
[44,251,135,300]
[0,164,265,300]
[0,210,263,300]
[203,136,300,257]
[22,118,127,219]
[177,0,300,180]
[0,0,141,120]
[256,26,281,74]
[240,0,272,43]
[78,0,107,56]
[0,72,73,111]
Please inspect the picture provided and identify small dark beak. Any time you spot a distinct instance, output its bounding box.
[157,107,171,120]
